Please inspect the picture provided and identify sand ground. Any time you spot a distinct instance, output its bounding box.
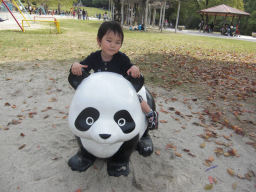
[0,60,255,192]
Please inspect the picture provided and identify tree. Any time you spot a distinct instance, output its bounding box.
[240,0,256,35]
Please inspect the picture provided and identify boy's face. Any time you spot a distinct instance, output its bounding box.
[98,31,122,57]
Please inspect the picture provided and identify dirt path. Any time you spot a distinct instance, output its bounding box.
[0,61,255,192]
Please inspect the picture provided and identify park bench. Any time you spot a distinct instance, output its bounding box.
[252,32,256,38]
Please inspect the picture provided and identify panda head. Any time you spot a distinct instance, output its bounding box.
[68,72,147,158]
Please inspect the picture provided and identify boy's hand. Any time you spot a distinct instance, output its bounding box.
[71,62,88,76]
[127,66,140,78]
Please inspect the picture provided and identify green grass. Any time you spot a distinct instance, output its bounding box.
[0,19,255,64]
[1,19,255,91]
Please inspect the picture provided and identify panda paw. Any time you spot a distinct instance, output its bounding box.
[136,134,153,157]
[68,151,94,172]
[107,161,129,177]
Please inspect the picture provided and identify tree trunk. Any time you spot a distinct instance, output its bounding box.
[58,2,61,15]
[121,0,124,25]
[159,3,163,27]
[160,1,166,32]
[148,4,151,25]
[130,3,135,25]
[144,0,149,31]
[175,0,181,33]
[152,8,156,26]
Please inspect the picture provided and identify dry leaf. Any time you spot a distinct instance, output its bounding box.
[8,119,22,125]
[208,176,214,184]
[166,143,176,150]
[188,152,196,157]
[155,150,161,155]
[29,112,37,118]
[171,98,177,101]
[232,182,237,190]
[49,97,57,102]
[228,148,239,156]
[224,152,230,157]
[204,184,213,190]
[237,174,244,179]
[41,106,52,112]
[200,142,206,148]
[227,168,235,176]
[175,152,182,157]
[208,156,214,162]
[4,102,11,106]
[223,135,231,140]
[43,115,49,119]
[160,120,168,123]
[244,173,252,181]
[168,107,175,111]
[160,108,169,114]
[18,144,26,150]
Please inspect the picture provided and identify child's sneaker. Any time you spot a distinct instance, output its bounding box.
[146,110,158,130]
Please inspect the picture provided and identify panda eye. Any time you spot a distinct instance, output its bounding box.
[114,110,135,134]
[75,107,99,131]
[117,118,126,126]
[86,117,94,125]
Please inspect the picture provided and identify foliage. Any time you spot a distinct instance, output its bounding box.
[241,0,256,35]
[165,0,256,35]
[81,0,108,9]
[13,0,256,35]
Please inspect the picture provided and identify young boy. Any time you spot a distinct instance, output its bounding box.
[69,21,158,171]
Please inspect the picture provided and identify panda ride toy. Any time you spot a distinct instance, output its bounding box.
[68,71,156,177]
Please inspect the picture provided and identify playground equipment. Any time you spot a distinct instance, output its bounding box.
[16,0,32,20]
[22,18,60,33]
[35,5,46,15]
[1,0,61,33]
[11,0,30,26]
[1,0,24,31]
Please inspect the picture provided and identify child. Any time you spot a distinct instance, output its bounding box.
[68,21,158,171]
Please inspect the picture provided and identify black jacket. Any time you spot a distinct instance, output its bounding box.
[80,50,133,76]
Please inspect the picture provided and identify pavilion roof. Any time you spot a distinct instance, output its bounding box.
[199,4,250,17]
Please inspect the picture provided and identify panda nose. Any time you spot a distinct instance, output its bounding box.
[99,134,111,139]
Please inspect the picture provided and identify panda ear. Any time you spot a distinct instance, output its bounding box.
[68,70,90,89]
[124,74,144,92]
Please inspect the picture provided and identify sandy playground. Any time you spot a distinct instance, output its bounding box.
[0,60,255,192]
